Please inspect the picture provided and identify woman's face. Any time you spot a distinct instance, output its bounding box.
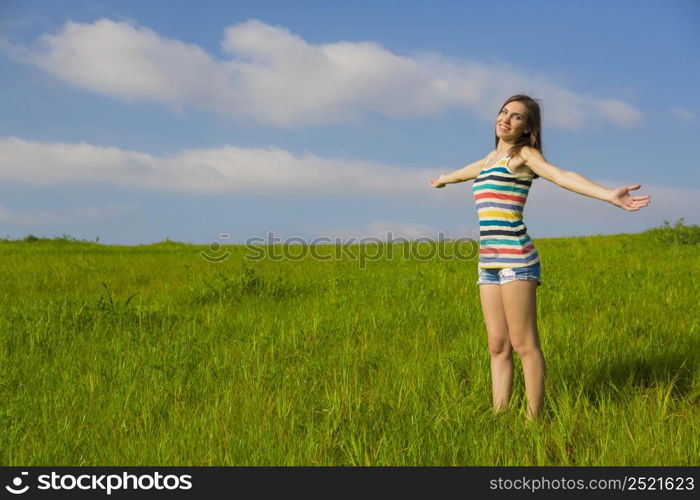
[496,101,529,140]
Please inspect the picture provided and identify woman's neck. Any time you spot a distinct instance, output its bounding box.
[496,139,516,156]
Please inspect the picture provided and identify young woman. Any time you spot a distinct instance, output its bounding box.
[428,94,651,419]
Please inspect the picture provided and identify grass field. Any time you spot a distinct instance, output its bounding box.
[1,220,698,466]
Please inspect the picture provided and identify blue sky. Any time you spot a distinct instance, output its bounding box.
[0,0,698,244]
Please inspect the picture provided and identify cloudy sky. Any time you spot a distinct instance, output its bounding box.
[1,0,698,244]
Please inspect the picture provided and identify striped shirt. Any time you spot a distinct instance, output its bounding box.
[471,153,540,269]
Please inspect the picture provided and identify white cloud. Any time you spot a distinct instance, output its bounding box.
[0,136,438,197]
[0,202,135,225]
[0,205,64,225]
[320,221,448,242]
[592,98,644,128]
[3,18,643,128]
[669,107,696,121]
[0,136,695,239]
[523,177,698,237]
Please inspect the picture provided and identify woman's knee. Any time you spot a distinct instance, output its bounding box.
[488,337,512,357]
[509,332,541,357]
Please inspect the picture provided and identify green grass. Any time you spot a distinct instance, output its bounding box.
[0,221,698,465]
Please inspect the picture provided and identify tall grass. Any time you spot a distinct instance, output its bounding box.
[0,221,697,465]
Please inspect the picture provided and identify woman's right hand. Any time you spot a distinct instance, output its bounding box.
[429,174,447,188]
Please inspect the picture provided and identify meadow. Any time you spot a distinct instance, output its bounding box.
[1,220,698,466]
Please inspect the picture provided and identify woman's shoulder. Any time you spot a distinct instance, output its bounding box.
[509,147,539,178]
[516,145,540,160]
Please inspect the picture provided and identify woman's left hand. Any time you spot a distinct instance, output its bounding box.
[608,185,651,211]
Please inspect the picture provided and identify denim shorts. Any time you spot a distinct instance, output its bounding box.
[476,261,542,286]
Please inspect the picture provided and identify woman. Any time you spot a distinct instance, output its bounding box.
[428,94,651,420]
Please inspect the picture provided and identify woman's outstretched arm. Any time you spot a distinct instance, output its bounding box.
[521,146,651,211]
[429,153,491,188]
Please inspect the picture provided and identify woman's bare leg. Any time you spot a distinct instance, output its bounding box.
[500,280,545,419]
[478,284,513,412]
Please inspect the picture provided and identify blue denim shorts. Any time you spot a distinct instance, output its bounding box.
[477,261,542,286]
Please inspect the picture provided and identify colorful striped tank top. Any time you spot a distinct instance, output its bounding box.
[471,153,540,269]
